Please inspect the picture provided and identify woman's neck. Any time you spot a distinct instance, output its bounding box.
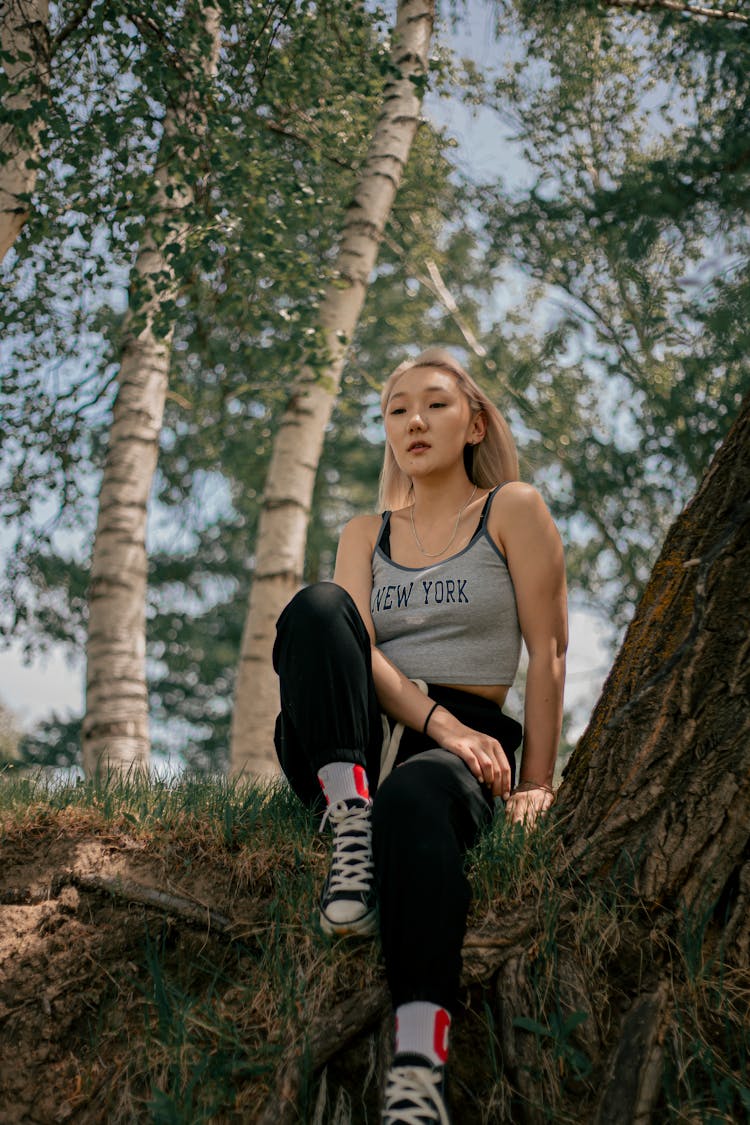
[410,472,476,515]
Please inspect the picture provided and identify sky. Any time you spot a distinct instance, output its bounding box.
[0,0,614,751]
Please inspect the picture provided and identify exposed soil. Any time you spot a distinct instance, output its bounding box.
[0,823,249,1124]
[0,819,523,1124]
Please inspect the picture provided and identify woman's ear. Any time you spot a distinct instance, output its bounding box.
[470,410,487,444]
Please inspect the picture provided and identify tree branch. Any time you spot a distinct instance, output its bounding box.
[264,118,355,171]
[51,0,96,49]
[73,872,234,931]
[601,0,750,24]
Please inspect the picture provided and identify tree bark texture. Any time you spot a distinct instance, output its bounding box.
[0,0,50,262]
[472,393,750,1119]
[263,394,750,1121]
[558,389,750,951]
[230,0,435,776]
[82,4,221,775]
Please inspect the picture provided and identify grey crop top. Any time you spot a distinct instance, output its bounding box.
[370,485,522,686]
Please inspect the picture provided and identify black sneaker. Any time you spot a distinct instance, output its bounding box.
[319,798,376,936]
[382,1053,450,1124]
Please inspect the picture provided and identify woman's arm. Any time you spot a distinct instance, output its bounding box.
[492,484,568,824]
[333,517,513,798]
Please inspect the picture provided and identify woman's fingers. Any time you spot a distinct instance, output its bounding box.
[443,725,511,799]
[464,737,511,799]
[479,736,510,799]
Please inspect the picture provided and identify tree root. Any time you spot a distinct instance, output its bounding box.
[593,982,670,1125]
[1,872,233,933]
[72,872,234,933]
[257,985,391,1125]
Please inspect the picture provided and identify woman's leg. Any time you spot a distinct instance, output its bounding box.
[373,749,492,1121]
[272,582,384,934]
[372,748,491,1011]
[272,581,384,806]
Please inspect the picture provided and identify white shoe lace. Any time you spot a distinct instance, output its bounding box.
[383,1064,449,1125]
[320,801,373,896]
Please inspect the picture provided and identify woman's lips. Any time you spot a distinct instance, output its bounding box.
[407,442,430,452]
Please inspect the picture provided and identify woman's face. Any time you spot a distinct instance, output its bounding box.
[384,366,485,479]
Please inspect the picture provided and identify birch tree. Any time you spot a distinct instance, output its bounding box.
[230,0,436,776]
[82,2,221,775]
[0,0,50,262]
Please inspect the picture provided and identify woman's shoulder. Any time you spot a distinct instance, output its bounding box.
[491,480,549,512]
[338,513,384,553]
[487,482,559,551]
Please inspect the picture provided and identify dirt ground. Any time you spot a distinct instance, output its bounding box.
[0,823,243,1124]
[0,819,511,1124]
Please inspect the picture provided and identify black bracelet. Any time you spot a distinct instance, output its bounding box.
[422,702,440,736]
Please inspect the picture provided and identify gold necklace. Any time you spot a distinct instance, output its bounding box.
[410,485,477,558]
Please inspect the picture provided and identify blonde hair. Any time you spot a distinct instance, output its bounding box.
[377,347,519,510]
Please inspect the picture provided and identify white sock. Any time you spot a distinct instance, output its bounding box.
[317,761,371,807]
[395,1001,451,1067]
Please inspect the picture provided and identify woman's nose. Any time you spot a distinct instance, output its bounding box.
[408,411,426,430]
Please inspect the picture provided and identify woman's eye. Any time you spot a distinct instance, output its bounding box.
[429,402,446,409]
[389,407,406,415]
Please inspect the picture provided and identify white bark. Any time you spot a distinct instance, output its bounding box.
[82,3,221,775]
[230,0,435,776]
[0,0,50,262]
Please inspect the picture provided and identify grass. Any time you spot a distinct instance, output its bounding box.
[0,768,383,1121]
[1,767,748,1123]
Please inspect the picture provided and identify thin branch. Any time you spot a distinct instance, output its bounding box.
[73,872,234,932]
[51,0,97,49]
[233,0,290,85]
[255,0,296,92]
[379,222,491,361]
[264,119,355,171]
[602,0,750,24]
[424,259,487,357]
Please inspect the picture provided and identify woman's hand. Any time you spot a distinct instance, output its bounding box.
[504,782,555,828]
[427,706,512,800]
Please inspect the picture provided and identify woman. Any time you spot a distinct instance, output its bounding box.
[272,347,567,1123]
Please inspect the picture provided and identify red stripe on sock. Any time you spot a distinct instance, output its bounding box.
[433,1008,450,1064]
[353,765,370,800]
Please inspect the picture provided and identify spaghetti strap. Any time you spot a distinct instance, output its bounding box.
[479,482,512,528]
[374,511,392,558]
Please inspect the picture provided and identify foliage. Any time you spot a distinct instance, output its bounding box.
[17,711,82,769]
[4,0,750,767]
[474,0,750,623]
[1,0,390,633]
[2,0,484,767]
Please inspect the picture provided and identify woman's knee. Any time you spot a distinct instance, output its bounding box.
[275,581,356,645]
[283,581,351,623]
[273,581,370,676]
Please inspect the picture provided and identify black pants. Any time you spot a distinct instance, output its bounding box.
[272,582,523,1011]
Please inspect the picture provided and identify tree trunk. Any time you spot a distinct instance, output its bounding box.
[472,392,749,1119]
[482,390,750,1120]
[0,0,50,262]
[558,389,750,936]
[82,4,221,775]
[261,393,750,1121]
[230,0,435,776]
